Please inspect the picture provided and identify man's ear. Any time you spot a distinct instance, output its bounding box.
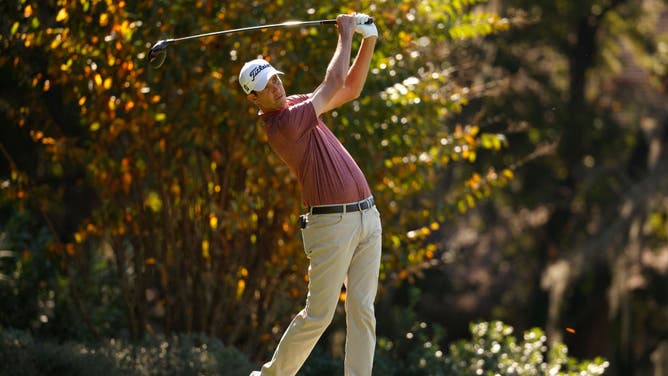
[246,92,258,104]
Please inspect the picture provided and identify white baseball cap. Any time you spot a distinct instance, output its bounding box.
[238,58,283,94]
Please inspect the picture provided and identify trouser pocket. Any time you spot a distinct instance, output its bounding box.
[301,214,344,256]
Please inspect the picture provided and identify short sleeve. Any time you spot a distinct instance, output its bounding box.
[276,95,317,140]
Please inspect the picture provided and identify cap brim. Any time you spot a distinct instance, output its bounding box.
[252,67,283,92]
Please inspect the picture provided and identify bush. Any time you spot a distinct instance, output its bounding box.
[369,320,609,376]
[298,345,343,375]
[0,321,609,376]
[0,210,59,333]
[445,321,609,376]
[0,328,119,376]
[373,320,450,376]
[0,329,255,376]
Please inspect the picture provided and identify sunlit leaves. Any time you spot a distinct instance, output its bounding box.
[23,4,33,18]
[145,191,162,212]
[55,8,68,23]
[99,13,109,27]
[0,0,518,348]
[93,73,102,86]
[349,0,518,287]
[481,132,508,151]
[449,13,510,40]
[208,213,218,229]
[11,22,20,36]
[447,321,609,375]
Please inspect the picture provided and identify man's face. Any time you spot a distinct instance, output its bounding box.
[248,74,286,112]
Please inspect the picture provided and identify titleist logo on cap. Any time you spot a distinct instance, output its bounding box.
[239,59,282,94]
[249,64,270,82]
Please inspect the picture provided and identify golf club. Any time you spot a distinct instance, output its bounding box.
[148,18,374,68]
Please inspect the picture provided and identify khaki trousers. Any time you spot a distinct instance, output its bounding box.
[258,204,382,376]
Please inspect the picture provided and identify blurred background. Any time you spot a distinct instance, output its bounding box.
[1,0,666,375]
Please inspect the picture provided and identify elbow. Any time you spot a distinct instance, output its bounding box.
[341,85,363,103]
[326,69,346,92]
[332,78,346,93]
[339,85,363,105]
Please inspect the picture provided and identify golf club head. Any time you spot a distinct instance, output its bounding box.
[148,40,169,68]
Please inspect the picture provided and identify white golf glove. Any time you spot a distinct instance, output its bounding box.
[354,13,378,39]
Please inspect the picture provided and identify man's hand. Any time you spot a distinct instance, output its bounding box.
[354,13,378,39]
[336,14,357,38]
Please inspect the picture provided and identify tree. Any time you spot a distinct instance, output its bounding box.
[406,0,668,373]
[1,0,514,358]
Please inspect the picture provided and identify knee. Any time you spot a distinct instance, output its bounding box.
[347,286,377,308]
[302,300,338,326]
[345,292,376,317]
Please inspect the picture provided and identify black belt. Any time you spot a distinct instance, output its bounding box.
[310,197,375,215]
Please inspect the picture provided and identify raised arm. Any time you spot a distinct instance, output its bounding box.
[309,14,356,117]
[311,14,378,115]
[323,34,377,112]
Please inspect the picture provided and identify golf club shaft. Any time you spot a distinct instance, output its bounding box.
[148,17,374,66]
[164,19,337,45]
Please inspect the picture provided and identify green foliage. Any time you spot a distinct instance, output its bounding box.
[445,321,609,375]
[0,205,126,341]
[466,0,668,372]
[0,0,664,372]
[297,320,609,375]
[298,345,344,375]
[0,0,517,354]
[0,208,58,333]
[0,328,254,376]
[374,321,450,376]
[0,328,120,376]
[372,286,451,375]
[1,322,607,376]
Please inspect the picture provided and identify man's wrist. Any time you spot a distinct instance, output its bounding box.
[357,25,378,39]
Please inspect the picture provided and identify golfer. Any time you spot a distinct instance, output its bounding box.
[240,13,381,376]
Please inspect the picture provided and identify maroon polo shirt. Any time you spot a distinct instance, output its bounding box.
[260,94,372,207]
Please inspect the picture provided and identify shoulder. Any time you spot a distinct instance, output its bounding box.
[287,94,311,108]
[263,95,317,139]
[274,94,315,121]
